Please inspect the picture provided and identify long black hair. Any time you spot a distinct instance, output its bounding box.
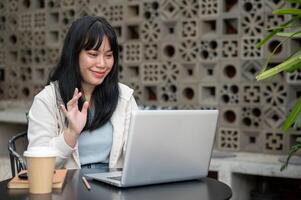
[49,16,119,131]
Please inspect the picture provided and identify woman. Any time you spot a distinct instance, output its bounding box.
[27,16,138,169]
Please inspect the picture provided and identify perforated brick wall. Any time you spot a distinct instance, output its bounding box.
[1,0,300,155]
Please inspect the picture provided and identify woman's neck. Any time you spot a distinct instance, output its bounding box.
[81,83,94,102]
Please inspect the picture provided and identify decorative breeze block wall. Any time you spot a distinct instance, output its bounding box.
[0,0,300,155]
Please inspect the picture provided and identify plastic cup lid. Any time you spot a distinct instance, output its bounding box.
[24,146,58,157]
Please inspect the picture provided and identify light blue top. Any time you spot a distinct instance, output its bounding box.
[78,121,113,165]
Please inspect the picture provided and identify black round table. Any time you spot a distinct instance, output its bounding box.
[0,169,232,200]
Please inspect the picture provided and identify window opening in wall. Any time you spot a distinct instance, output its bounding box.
[164,45,175,58]
[201,50,209,59]
[35,68,45,81]
[210,41,218,49]
[252,108,261,117]
[224,65,236,79]
[170,85,177,93]
[207,69,213,76]
[128,66,139,78]
[249,136,256,144]
[128,5,139,18]
[0,68,4,81]
[222,94,230,103]
[48,31,59,44]
[202,86,216,101]
[268,40,282,54]
[202,20,216,34]
[49,12,59,24]
[243,117,251,126]
[224,110,236,123]
[152,2,159,10]
[144,11,151,19]
[183,87,194,100]
[224,0,238,12]
[145,86,157,101]
[9,34,17,45]
[127,25,139,39]
[8,51,18,62]
[37,0,45,9]
[0,16,5,24]
[23,0,31,8]
[230,85,239,93]
[243,2,253,12]
[22,87,30,97]
[162,22,176,36]
[223,18,238,34]
[272,114,279,121]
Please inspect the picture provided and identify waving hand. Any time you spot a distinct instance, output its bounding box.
[60,88,89,135]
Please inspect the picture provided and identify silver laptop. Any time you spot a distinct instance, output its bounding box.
[85,110,219,187]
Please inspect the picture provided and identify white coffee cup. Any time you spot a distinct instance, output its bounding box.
[24,146,57,194]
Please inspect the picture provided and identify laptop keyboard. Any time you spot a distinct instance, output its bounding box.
[108,176,122,181]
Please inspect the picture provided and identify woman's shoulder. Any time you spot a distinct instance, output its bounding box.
[34,82,57,102]
[118,82,134,101]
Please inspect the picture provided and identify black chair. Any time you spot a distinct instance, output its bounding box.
[8,131,28,177]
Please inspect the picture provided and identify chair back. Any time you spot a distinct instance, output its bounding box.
[8,131,28,177]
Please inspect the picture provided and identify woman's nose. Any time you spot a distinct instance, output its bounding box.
[96,55,106,68]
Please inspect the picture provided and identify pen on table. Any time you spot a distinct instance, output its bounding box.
[82,176,91,190]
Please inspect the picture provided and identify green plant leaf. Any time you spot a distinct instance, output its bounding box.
[281,96,301,132]
[280,142,301,171]
[256,29,280,49]
[277,31,301,38]
[285,61,301,73]
[258,3,301,171]
[256,56,301,80]
[267,24,301,31]
[257,29,301,74]
[283,47,301,72]
[256,16,300,49]
[283,0,301,4]
[273,8,301,15]
[293,112,301,128]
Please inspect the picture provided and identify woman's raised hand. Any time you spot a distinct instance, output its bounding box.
[60,88,89,136]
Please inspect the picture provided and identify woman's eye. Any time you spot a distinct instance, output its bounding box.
[106,54,113,58]
[88,52,98,57]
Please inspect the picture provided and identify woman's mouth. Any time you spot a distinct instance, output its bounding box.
[92,70,106,78]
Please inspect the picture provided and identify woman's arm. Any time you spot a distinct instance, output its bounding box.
[27,93,76,168]
[28,86,89,168]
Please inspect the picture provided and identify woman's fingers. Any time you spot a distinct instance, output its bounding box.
[67,92,82,109]
[60,104,68,116]
[73,88,78,97]
[67,88,79,107]
[81,101,89,115]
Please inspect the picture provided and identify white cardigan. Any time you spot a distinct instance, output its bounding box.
[27,82,138,169]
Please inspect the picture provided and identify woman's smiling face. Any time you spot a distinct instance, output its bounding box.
[79,36,114,91]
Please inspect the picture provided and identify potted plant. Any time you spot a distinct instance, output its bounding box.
[256,0,301,170]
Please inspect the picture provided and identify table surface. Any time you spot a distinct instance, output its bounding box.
[1,169,232,200]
